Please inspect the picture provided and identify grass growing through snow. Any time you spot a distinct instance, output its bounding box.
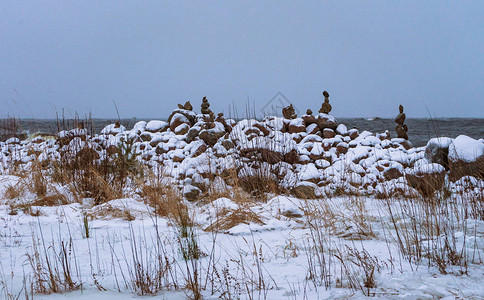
[0,118,482,298]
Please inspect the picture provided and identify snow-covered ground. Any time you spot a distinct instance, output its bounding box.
[1,188,483,299]
[1,110,483,299]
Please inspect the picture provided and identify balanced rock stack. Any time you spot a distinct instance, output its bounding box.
[281,90,338,137]
[177,101,193,111]
[319,91,332,114]
[395,105,408,140]
[315,91,338,132]
[200,96,215,119]
[282,104,297,119]
[168,101,196,135]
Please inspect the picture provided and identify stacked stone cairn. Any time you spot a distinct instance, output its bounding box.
[177,101,193,111]
[201,97,214,119]
[319,91,332,114]
[281,90,338,140]
[395,105,408,140]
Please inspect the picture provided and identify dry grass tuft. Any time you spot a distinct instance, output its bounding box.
[204,207,265,232]
[31,194,69,207]
[140,177,187,222]
[3,184,24,200]
[89,205,136,221]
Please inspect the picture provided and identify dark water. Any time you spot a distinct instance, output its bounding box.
[1,118,483,147]
[339,118,484,147]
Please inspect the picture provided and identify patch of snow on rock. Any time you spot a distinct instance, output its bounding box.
[449,135,484,162]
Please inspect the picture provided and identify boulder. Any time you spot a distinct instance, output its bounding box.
[282,104,297,119]
[169,113,191,132]
[406,163,446,197]
[199,129,225,147]
[172,149,185,162]
[424,137,453,170]
[284,148,299,164]
[174,123,190,135]
[6,137,21,144]
[323,128,336,138]
[315,159,331,169]
[392,138,413,150]
[101,123,125,135]
[291,182,318,199]
[448,135,484,181]
[336,124,348,135]
[316,113,338,130]
[306,123,319,135]
[145,120,169,133]
[167,109,196,129]
[245,127,262,137]
[191,143,208,157]
[383,166,403,180]
[155,144,166,155]
[299,163,320,183]
[253,123,270,136]
[336,142,349,155]
[184,185,201,202]
[186,127,201,143]
[240,147,283,164]
[221,140,234,151]
[302,114,317,126]
[348,129,359,140]
[287,119,306,134]
[140,132,152,142]
[319,91,332,114]
[377,130,391,141]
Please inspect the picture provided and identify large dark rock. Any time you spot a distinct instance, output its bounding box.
[167,109,196,130]
[406,163,446,197]
[348,129,359,140]
[199,129,225,147]
[383,166,403,180]
[284,148,299,164]
[316,114,338,130]
[448,135,484,181]
[186,127,201,143]
[395,105,406,126]
[184,185,201,202]
[291,182,318,199]
[174,124,190,135]
[169,113,191,132]
[145,120,169,133]
[287,119,306,134]
[336,142,349,155]
[302,114,317,127]
[424,137,453,170]
[140,132,152,142]
[240,148,283,164]
[323,128,336,138]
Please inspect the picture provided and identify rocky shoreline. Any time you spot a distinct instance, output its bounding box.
[1,97,483,202]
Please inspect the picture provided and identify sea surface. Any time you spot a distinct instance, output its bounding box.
[1,118,483,147]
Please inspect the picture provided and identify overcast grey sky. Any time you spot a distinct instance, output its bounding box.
[1,1,483,119]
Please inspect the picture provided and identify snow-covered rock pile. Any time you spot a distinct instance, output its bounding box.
[0,107,482,200]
